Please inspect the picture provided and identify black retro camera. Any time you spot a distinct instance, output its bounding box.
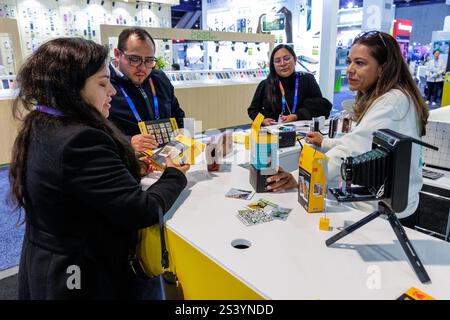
[329,128,438,212]
[327,129,438,284]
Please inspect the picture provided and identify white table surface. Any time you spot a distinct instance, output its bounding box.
[145,145,450,300]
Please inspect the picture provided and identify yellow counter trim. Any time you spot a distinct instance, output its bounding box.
[167,228,264,300]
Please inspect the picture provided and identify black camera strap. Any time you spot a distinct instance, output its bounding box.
[157,206,170,270]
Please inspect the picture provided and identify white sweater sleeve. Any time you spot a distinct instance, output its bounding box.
[325,90,414,184]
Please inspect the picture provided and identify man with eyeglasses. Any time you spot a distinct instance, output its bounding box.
[109,27,185,152]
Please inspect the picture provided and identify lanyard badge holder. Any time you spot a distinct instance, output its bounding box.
[278,72,299,122]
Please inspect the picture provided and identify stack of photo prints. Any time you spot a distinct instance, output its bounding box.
[225,189,292,226]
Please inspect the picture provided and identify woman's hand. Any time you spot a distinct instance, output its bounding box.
[262,118,277,126]
[305,132,323,147]
[280,114,298,123]
[139,156,154,177]
[265,167,298,192]
[165,157,190,175]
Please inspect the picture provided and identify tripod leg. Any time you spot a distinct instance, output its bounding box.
[387,213,431,284]
[326,211,381,247]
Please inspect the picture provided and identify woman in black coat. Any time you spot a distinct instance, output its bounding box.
[248,44,332,126]
[9,38,189,299]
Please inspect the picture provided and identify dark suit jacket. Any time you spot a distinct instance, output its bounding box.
[247,72,332,121]
[18,123,187,299]
[108,65,185,137]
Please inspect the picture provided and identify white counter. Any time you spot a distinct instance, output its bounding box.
[151,144,450,300]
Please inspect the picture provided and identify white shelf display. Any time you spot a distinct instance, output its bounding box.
[202,0,325,78]
[0,0,172,58]
[0,74,16,98]
[165,68,269,87]
[0,0,16,18]
[0,32,16,75]
[207,41,270,71]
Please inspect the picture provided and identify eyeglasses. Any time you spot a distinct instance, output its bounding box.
[274,55,293,65]
[356,31,387,48]
[120,50,156,68]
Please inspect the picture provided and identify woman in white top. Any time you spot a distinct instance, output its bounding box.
[267,31,429,219]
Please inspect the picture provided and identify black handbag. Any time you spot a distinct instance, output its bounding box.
[130,206,184,300]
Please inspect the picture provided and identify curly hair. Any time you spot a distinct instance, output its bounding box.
[9,37,140,216]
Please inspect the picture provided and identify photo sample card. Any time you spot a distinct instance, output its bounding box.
[225,188,255,200]
[237,209,273,227]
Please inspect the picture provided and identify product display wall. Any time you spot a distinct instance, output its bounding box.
[203,0,324,78]
[0,0,171,58]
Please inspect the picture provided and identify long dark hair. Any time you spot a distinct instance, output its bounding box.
[9,38,140,215]
[266,44,297,113]
[351,31,429,136]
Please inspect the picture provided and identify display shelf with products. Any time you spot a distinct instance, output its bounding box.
[101,25,275,75]
[165,68,269,88]
[1,0,174,58]
[0,74,16,98]
[0,18,23,75]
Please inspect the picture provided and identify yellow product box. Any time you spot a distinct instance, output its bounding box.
[233,131,250,144]
[298,144,327,213]
[397,287,435,300]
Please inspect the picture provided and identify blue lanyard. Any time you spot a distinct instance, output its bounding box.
[118,79,160,122]
[148,78,160,119]
[118,84,142,122]
[35,105,64,116]
[279,72,300,114]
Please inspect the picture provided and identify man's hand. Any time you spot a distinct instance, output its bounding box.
[262,118,277,126]
[265,167,298,192]
[280,114,298,123]
[131,133,158,152]
[165,157,190,175]
[305,132,323,147]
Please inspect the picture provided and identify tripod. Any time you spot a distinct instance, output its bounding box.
[326,201,431,284]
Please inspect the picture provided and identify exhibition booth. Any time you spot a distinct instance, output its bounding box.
[0,0,450,301]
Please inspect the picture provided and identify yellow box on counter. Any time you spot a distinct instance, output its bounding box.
[233,131,250,149]
[298,144,327,213]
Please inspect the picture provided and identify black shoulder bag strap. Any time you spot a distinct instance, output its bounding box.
[156,206,183,300]
[157,206,170,270]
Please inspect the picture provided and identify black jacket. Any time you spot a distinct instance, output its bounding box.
[18,124,187,299]
[109,65,185,137]
[247,72,332,121]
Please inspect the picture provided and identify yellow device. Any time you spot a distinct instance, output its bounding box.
[298,144,327,213]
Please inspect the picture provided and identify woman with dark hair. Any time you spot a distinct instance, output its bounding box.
[267,31,429,219]
[247,44,331,126]
[9,38,189,299]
